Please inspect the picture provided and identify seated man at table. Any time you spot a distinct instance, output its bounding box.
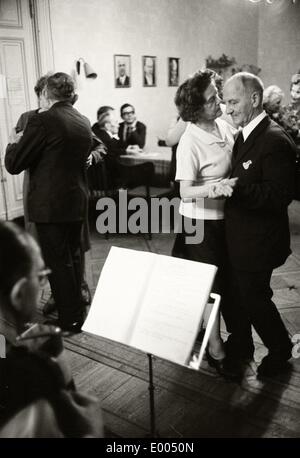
[92,109,153,189]
[118,104,146,149]
[91,105,113,140]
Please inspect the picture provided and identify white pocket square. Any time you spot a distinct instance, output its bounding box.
[243,160,252,170]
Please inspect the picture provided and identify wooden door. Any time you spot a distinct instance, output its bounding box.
[0,0,38,220]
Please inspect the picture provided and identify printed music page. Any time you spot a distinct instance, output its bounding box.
[82,247,156,343]
[82,247,217,366]
[130,254,217,365]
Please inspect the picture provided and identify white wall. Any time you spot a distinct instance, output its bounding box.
[258,1,300,103]
[48,0,259,148]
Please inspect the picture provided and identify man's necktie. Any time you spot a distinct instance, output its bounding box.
[233,130,244,160]
[126,126,133,142]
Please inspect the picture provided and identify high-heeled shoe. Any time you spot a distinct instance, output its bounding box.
[206,349,226,375]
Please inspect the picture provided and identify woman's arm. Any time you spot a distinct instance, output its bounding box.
[180,179,237,200]
[180,180,210,199]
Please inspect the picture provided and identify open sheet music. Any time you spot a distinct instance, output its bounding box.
[82,247,218,367]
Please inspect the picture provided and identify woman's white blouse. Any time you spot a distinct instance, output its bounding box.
[175,118,236,220]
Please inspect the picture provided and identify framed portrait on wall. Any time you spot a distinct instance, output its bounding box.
[114,54,131,88]
[168,57,179,86]
[142,56,156,87]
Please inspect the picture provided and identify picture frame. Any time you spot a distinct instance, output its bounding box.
[114,54,131,88]
[142,55,156,87]
[168,57,179,87]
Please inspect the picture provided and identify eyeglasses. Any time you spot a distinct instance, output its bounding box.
[0,267,52,297]
[122,110,135,116]
[32,268,52,287]
[204,95,220,108]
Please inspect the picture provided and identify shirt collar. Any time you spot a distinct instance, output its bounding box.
[145,74,153,84]
[242,111,267,141]
[124,120,136,130]
[107,130,119,140]
[190,118,228,145]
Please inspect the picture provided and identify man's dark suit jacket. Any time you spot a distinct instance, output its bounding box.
[91,124,125,158]
[116,76,130,87]
[91,124,127,186]
[225,116,296,272]
[15,109,38,132]
[5,101,93,223]
[118,121,146,149]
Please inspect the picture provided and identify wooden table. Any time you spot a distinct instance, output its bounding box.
[120,147,172,186]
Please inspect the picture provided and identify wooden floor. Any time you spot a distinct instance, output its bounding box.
[39,200,300,438]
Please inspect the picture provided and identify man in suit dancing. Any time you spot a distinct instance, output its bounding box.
[222,72,296,379]
[5,73,93,333]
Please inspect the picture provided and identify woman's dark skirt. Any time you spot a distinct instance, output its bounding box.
[172,217,227,297]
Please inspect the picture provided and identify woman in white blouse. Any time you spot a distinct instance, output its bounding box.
[172,69,237,374]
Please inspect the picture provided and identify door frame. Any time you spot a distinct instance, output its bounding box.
[0,0,54,220]
[30,0,54,76]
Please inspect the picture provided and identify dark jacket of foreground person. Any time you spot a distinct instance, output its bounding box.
[5,101,92,223]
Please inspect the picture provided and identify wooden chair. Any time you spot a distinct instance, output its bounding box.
[87,157,108,200]
[87,158,114,239]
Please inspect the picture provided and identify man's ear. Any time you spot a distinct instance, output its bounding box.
[10,278,28,313]
[251,91,261,108]
[41,87,48,102]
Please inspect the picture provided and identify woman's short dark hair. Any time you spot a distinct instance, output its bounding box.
[175,69,215,122]
[97,106,113,120]
[0,222,34,296]
[46,72,75,102]
[34,75,48,97]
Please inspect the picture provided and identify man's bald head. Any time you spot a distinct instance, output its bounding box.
[223,72,264,127]
[226,72,264,104]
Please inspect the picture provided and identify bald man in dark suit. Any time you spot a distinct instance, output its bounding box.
[222,72,296,379]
